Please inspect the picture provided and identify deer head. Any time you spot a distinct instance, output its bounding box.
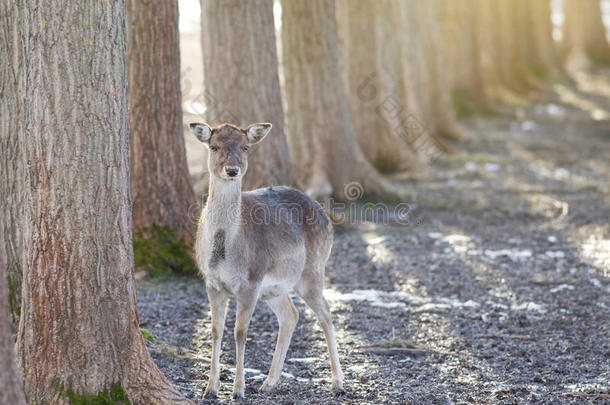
[190,122,272,181]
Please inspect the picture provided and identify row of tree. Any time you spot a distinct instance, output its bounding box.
[1,0,610,403]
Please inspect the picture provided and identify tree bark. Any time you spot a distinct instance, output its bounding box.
[201,0,292,190]
[281,0,418,200]
[336,0,423,174]
[563,0,610,71]
[11,1,191,403]
[0,216,26,405]
[0,1,25,321]
[126,0,196,242]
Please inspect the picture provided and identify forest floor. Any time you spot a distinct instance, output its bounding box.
[137,70,610,404]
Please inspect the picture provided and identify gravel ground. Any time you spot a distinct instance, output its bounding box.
[138,71,610,404]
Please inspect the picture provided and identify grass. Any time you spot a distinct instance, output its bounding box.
[140,328,161,345]
[54,380,130,405]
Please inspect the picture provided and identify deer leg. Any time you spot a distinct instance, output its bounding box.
[204,287,228,399]
[260,294,299,392]
[298,288,344,392]
[232,294,257,399]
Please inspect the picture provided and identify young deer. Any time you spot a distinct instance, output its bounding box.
[189,122,343,399]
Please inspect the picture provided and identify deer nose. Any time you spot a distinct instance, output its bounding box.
[225,166,239,177]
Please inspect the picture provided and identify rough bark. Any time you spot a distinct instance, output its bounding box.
[281,0,419,200]
[0,216,26,405]
[563,0,610,71]
[11,1,191,403]
[126,0,196,242]
[201,0,292,190]
[0,1,25,320]
[336,0,423,174]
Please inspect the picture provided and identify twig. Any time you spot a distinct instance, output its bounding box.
[359,346,452,356]
[475,334,534,340]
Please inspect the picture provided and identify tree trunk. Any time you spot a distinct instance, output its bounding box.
[336,0,423,175]
[281,0,418,200]
[11,1,191,403]
[437,0,486,113]
[524,0,562,79]
[503,0,549,92]
[406,0,469,142]
[473,0,526,105]
[201,0,292,190]
[0,216,26,405]
[563,0,610,71]
[126,0,196,242]
[383,0,469,145]
[0,1,25,321]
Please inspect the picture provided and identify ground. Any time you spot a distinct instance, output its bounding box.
[137,70,610,404]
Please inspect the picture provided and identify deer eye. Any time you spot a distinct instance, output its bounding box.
[242,145,250,152]
[209,145,218,152]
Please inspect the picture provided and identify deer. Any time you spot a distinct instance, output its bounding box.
[189,122,344,399]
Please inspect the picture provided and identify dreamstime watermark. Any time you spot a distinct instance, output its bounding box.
[180,66,240,127]
[187,182,424,228]
[357,72,442,162]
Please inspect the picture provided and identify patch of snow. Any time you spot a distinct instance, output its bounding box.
[521,120,537,131]
[248,374,266,381]
[228,367,261,375]
[554,168,570,179]
[325,289,406,309]
[428,232,443,239]
[545,251,565,259]
[281,372,295,379]
[453,246,468,254]
[484,163,501,172]
[464,162,478,172]
[413,303,452,313]
[485,300,509,310]
[485,249,533,260]
[370,301,407,309]
[547,236,558,243]
[288,357,317,364]
[363,234,387,245]
[549,284,574,294]
[326,288,480,313]
[443,234,472,244]
[456,300,481,308]
[348,366,367,374]
[296,377,310,383]
[542,104,566,116]
[512,302,547,314]
[590,279,602,288]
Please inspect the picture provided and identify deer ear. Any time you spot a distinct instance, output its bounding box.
[190,123,212,144]
[245,123,272,144]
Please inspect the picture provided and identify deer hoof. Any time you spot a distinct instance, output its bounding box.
[259,378,279,392]
[202,390,217,400]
